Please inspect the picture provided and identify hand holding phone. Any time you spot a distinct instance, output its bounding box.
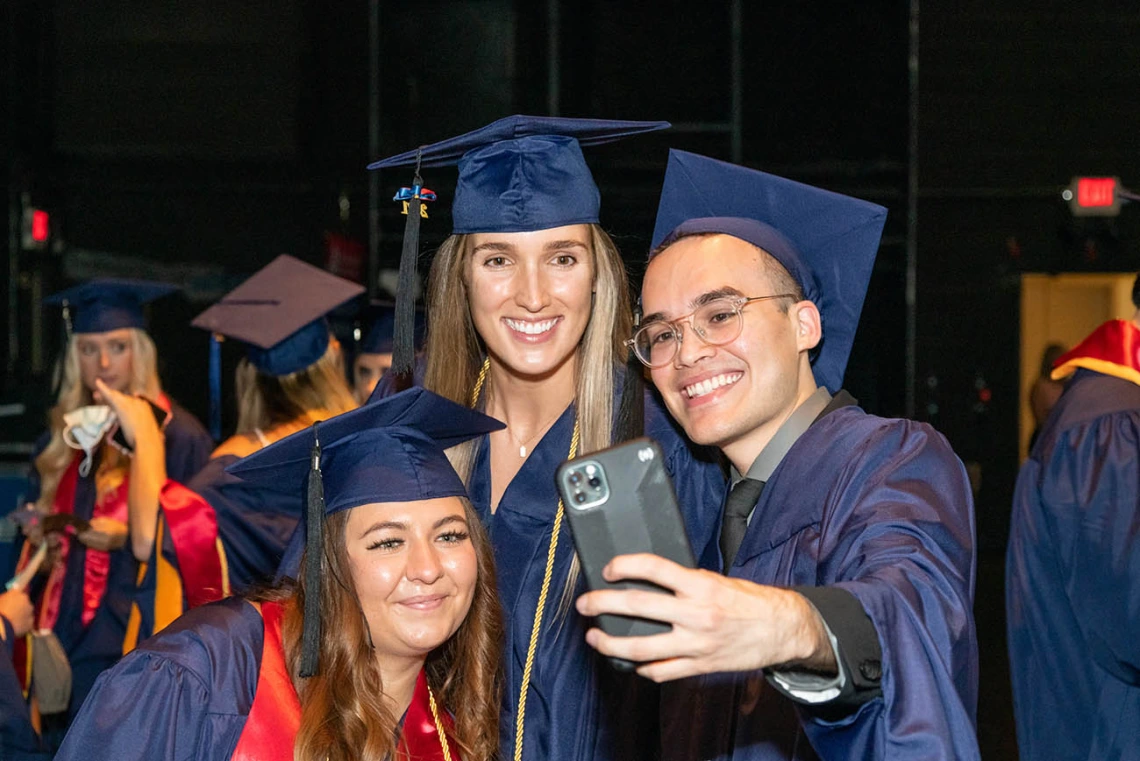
[557,437,696,668]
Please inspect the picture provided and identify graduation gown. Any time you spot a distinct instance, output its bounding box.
[662,405,979,761]
[469,393,724,761]
[17,398,217,719]
[183,455,302,593]
[54,597,461,761]
[1,617,50,761]
[373,365,725,760]
[1006,331,1140,760]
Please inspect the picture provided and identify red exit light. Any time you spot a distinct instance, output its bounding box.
[1077,177,1116,208]
[1067,176,1122,217]
[31,209,49,242]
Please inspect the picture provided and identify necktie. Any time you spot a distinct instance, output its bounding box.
[720,478,765,572]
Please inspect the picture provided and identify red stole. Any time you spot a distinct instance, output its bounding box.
[230,601,300,761]
[231,601,459,761]
[1051,319,1140,388]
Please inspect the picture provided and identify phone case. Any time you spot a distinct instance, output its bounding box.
[557,437,696,646]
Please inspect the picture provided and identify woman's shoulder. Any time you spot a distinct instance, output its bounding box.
[211,433,262,460]
[132,596,266,683]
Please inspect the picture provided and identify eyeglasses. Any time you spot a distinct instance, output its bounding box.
[625,294,797,368]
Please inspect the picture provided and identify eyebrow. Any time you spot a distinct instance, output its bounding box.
[641,286,745,324]
[543,239,589,251]
[358,514,468,538]
[471,241,515,255]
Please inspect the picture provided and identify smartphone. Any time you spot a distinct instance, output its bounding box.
[556,437,696,664]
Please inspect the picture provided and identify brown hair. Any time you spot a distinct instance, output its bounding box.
[35,328,161,510]
[284,497,502,761]
[234,338,357,435]
[421,224,633,607]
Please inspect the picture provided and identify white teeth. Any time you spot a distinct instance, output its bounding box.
[505,318,558,335]
[683,372,742,399]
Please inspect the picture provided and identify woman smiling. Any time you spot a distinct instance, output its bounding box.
[371,116,726,761]
[55,388,503,761]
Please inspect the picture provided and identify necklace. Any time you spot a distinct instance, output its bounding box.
[505,406,566,458]
[469,357,578,761]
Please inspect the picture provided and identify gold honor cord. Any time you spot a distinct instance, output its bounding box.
[469,358,580,761]
[427,685,454,761]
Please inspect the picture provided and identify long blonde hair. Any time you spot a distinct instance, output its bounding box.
[234,339,357,435]
[34,328,162,511]
[286,498,502,761]
[422,224,633,602]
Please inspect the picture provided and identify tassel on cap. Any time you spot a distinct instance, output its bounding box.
[299,422,325,678]
[615,302,645,443]
[61,299,73,339]
[53,300,74,401]
[208,333,223,441]
[390,149,426,392]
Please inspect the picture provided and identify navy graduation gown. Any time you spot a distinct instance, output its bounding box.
[185,455,300,594]
[20,401,214,719]
[663,405,979,761]
[467,395,724,761]
[1,617,50,761]
[373,364,725,760]
[1006,368,1140,760]
[55,596,261,760]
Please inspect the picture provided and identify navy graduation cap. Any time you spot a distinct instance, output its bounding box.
[45,278,178,335]
[650,149,887,394]
[357,301,424,356]
[368,115,669,385]
[191,254,364,439]
[368,115,670,234]
[227,386,504,676]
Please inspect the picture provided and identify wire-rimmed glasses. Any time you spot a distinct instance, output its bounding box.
[625,294,797,368]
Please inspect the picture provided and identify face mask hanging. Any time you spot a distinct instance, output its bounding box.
[61,405,118,476]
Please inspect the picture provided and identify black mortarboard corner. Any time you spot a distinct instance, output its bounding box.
[226,387,504,677]
[369,115,669,428]
[191,255,365,439]
[650,150,887,394]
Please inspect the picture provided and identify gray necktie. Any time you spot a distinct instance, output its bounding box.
[720,478,765,572]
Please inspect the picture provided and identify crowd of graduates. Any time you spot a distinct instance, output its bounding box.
[0,115,1135,761]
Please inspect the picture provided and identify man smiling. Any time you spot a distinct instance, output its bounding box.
[577,150,980,760]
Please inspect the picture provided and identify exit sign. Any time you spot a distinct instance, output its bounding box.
[1066,176,1122,217]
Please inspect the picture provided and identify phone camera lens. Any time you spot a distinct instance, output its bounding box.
[588,476,601,489]
[574,492,587,504]
[568,472,582,486]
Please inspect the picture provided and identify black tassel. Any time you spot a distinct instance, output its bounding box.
[52,300,74,401]
[391,151,425,392]
[615,302,645,443]
[299,423,325,678]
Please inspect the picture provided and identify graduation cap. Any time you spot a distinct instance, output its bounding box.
[356,301,424,356]
[649,149,887,394]
[367,115,670,389]
[191,255,365,439]
[226,386,504,677]
[44,278,178,335]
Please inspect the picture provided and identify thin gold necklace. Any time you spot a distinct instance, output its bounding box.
[503,406,567,458]
[478,362,570,458]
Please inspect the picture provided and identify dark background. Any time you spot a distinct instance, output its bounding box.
[5,2,1140,756]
